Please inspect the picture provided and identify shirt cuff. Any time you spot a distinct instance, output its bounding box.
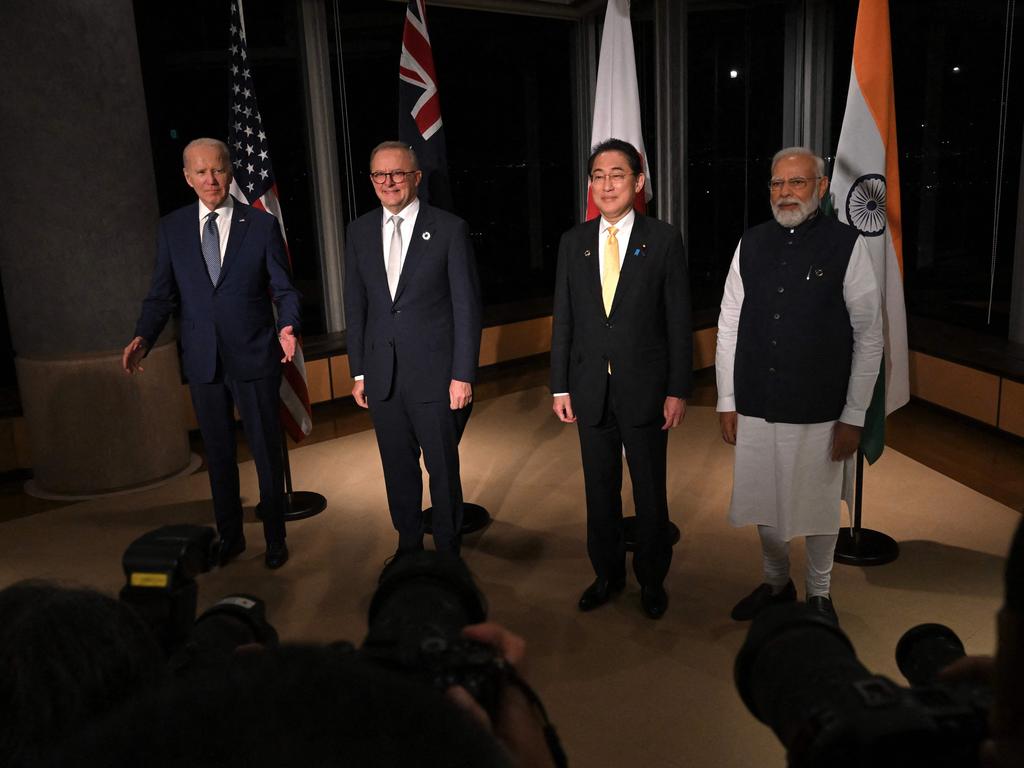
[552,392,569,397]
[716,396,736,412]
[839,406,866,427]
[354,375,364,381]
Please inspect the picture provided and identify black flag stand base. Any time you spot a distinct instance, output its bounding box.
[422,403,491,536]
[623,517,681,552]
[424,503,492,536]
[258,427,326,523]
[834,449,899,566]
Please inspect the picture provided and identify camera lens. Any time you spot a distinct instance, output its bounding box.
[895,623,965,686]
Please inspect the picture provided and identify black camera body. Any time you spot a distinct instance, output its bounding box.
[358,551,507,720]
[735,604,991,767]
[119,525,278,671]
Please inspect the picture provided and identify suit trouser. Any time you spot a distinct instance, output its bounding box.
[369,367,466,555]
[189,367,286,546]
[577,379,672,587]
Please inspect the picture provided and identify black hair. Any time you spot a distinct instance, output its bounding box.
[0,580,165,766]
[588,138,643,176]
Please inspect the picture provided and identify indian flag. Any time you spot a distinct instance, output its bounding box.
[586,0,652,220]
[830,0,910,464]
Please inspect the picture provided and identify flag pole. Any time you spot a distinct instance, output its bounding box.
[399,0,489,535]
[232,0,323,523]
[828,0,909,568]
[835,448,899,565]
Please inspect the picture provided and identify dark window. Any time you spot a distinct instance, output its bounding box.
[687,2,787,323]
[133,0,324,334]
[331,1,576,320]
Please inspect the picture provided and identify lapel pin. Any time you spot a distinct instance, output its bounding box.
[814,268,824,277]
[422,231,431,241]
[584,249,591,257]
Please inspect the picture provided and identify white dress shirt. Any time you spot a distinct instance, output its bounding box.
[198,196,234,266]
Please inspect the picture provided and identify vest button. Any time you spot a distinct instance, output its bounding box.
[769,367,776,374]
[770,339,777,346]
[773,313,780,320]
[777,286,785,293]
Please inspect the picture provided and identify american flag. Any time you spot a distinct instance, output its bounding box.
[227,0,312,442]
[399,0,452,209]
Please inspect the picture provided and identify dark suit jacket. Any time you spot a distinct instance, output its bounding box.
[134,198,301,384]
[344,203,481,402]
[550,213,692,426]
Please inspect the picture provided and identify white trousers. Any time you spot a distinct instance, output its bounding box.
[758,524,837,598]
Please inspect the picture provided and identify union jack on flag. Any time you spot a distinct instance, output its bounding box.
[399,0,452,209]
[227,0,313,442]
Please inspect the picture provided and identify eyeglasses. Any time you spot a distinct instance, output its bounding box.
[370,169,416,184]
[590,172,633,186]
[768,176,820,192]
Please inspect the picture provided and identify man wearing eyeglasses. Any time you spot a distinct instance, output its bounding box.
[550,138,692,620]
[343,141,481,559]
[716,146,882,625]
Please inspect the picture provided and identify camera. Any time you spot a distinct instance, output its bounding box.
[356,550,507,720]
[734,603,991,767]
[119,524,278,672]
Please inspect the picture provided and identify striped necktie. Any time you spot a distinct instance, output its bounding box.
[202,211,220,286]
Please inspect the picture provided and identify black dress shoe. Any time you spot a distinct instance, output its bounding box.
[730,579,797,621]
[577,577,626,612]
[265,541,289,569]
[640,585,668,619]
[217,536,246,567]
[807,594,839,625]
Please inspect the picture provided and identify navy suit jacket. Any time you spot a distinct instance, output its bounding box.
[550,213,692,426]
[134,198,301,384]
[344,203,481,403]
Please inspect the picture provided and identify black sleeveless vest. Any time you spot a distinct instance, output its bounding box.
[734,213,859,424]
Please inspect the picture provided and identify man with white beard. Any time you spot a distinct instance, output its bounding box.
[715,147,883,625]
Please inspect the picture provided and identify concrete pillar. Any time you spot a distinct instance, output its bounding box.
[0,0,190,494]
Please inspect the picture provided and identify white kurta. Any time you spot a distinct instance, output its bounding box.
[716,232,883,540]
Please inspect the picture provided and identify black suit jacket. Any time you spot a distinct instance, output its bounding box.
[134,198,302,384]
[344,203,481,402]
[550,213,692,426]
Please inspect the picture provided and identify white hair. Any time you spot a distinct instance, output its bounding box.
[771,146,825,177]
[182,138,231,167]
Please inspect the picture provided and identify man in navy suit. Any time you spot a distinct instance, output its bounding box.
[123,138,301,569]
[344,141,481,557]
[550,138,692,619]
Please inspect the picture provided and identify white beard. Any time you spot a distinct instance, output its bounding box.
[772,196,819,228]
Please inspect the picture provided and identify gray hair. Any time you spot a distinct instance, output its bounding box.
[771,146,825,177]
[182,138,231,167]
[369,141,419,170]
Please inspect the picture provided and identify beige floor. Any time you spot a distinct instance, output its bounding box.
[0,388,1018,766]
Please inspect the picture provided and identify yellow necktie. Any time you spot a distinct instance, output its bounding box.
[602,226,619,374]
[602,226,619,316]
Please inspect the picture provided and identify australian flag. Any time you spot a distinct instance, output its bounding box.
[399,0,452,209]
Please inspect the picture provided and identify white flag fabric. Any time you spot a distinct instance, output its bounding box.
[831,0,910,419]
[586,0,652,220]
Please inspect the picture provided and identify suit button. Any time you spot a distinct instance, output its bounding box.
[769,367,776,374]
[770,339,777,346]
[777,286,785,293]
[773,313,781,320]
[604,321,610,327]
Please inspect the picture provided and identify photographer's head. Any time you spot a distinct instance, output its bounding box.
[48,644,514,768]
[0,580,165,766]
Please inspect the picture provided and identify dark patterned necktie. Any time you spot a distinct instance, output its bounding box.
[202,211,220,285]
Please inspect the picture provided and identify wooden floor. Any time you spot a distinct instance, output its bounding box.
[1,356,1022,520]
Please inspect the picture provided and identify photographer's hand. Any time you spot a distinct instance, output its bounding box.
[446,622,558,768]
